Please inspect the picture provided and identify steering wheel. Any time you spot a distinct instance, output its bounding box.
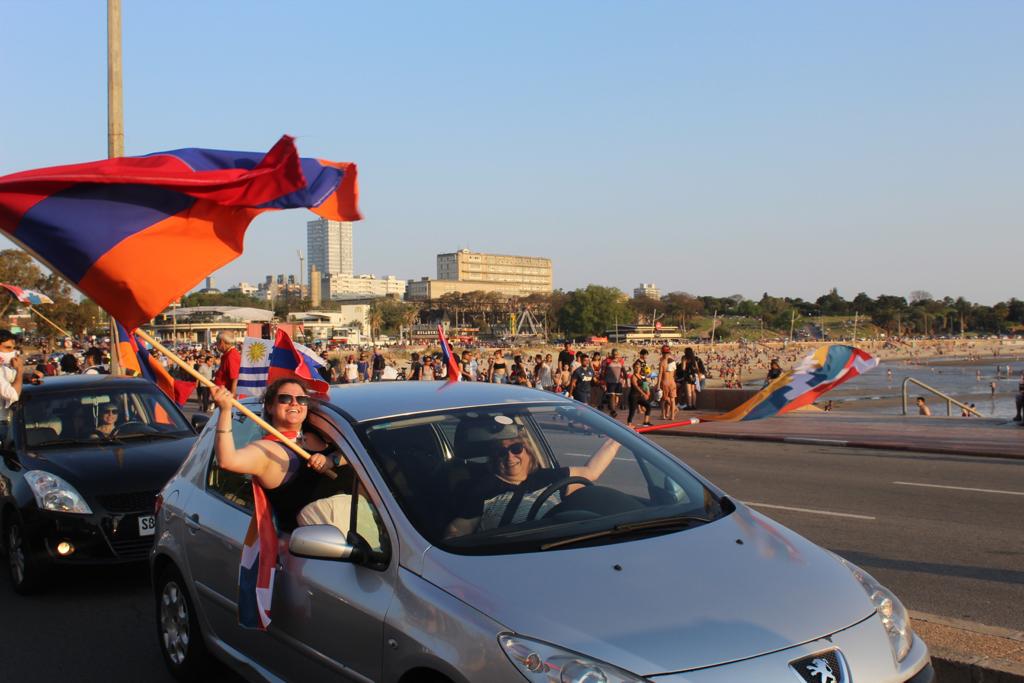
[111,421,154,437]
[526,476,594,521]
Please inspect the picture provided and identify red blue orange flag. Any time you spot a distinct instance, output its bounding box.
[437,324,461,382]
[0,136,360,329]
[114,320,196,407]
[115,321,175,393]
[238,484,277,630]
[268,329,330,395]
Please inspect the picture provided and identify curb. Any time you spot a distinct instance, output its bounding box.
[644,428,1024,460]
[910,612,1024,682]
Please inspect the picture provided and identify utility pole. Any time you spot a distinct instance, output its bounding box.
[789,309,796,343]
[107,0,123,158]
[107,0,124,373]
[297,250,304,300]
[710,310,718,348]
[853,311,859,341]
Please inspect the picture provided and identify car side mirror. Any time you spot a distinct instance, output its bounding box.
[191,414,210,432]
[289,524,363,563]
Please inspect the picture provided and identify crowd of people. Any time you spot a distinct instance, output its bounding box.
[4,328,1023,428]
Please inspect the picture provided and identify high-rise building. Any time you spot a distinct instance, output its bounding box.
[306,218,353,283]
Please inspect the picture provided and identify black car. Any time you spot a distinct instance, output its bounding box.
[0,375,202,593]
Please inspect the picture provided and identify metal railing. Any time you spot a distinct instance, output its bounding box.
[902,377,982,417]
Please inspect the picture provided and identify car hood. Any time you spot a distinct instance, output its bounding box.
[22,436,196,497]
[419,506,874,676]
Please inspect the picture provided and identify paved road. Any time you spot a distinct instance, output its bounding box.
[650,435,1024,631]
[2,435,1021,681]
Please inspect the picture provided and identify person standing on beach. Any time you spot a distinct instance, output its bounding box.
[658,345,678,422]
[602,349,625,418]
[557,342,575,371]
[569,351,594,405]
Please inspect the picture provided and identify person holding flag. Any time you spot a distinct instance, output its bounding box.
[211,378,339,631]
[437,324,461,383]
[211,380,334,526]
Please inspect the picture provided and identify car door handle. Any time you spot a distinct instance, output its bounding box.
[185,513,201,531]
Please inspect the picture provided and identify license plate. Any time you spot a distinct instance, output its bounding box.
[138,515,156,537]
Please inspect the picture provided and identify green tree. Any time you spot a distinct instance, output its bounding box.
[557,285,631,338]
[181,290,271,310]
[815,288,848,315]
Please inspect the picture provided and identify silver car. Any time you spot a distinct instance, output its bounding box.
[151,382,934,682]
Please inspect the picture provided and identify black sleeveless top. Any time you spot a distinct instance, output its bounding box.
[264,450,321,533]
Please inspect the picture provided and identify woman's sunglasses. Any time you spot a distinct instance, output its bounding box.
[500,442,526,456]
[102,409,118,415]
[276,394,310,406]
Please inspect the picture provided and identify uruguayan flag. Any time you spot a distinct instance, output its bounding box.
[240,335,326,398]
[239,337,271,397]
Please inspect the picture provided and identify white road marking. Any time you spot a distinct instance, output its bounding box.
[745,502,876,520]
[892,481,1024,497]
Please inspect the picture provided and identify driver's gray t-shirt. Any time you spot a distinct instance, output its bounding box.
[453,467,569,531]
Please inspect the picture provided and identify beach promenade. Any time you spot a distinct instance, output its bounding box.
[643,411,1024,459]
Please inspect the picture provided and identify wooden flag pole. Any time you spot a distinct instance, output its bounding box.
[134,328,336,479]
[27,305,72,338]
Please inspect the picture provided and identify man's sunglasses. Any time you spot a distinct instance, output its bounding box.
[276,394,310,406]
[102,409,118,415]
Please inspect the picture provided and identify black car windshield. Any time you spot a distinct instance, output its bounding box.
[20,387,191,448]
[360,403,725,554]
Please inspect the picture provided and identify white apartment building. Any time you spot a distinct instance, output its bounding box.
[634,283,660,300]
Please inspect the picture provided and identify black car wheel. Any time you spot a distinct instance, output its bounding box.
[6,517,44,595]
[156,566,214,681]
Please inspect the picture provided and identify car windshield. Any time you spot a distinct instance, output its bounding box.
[20,387,191,448]
[360,403,726,554]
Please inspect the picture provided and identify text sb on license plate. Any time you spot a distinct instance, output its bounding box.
[138,515,156,536]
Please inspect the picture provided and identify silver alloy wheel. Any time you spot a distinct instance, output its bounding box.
[8,524,25,586]
[160,579,191,666]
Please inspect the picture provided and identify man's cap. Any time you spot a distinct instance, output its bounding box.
[661,345,671,353]
[455,415,522,447]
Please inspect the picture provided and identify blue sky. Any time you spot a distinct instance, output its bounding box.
[1,2,1021,304]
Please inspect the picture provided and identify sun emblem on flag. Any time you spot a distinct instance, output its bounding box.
[246,341,268,364]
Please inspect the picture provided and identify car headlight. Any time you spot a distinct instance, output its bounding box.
[841,560,912,663]
[499,633,648,683]
[24,471,93,514]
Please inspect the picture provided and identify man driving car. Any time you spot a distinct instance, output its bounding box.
[445,417,621,537]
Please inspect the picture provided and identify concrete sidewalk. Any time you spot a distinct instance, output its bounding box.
[911,612,1024,682]
[638,411,1024,459]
